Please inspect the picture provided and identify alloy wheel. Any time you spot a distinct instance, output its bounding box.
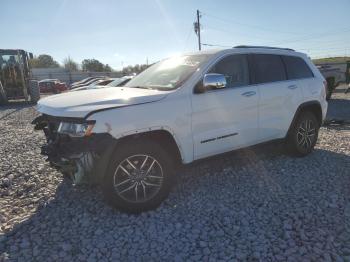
[296,119,316,149]
[113,154,164,203]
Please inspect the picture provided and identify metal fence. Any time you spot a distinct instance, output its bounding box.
[31,68,123,84]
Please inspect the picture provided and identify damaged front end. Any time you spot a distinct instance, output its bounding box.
[32,115,115,185]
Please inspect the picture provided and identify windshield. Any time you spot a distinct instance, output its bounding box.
[124,54,211,90]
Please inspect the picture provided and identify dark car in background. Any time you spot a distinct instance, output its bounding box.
[39,79,67,94]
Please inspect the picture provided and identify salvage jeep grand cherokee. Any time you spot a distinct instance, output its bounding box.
[33,46,328,213]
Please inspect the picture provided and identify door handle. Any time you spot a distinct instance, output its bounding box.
[287,84,298,90]
[241,91,256,97]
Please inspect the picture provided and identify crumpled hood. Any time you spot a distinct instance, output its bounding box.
[37,87,168,118]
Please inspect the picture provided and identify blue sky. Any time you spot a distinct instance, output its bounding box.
[1,0,349,69]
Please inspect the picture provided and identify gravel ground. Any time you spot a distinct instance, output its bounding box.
[0,86,349,261]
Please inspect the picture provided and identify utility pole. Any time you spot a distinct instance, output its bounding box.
[194,10,201,51]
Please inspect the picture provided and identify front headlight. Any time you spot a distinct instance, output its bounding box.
[57,121,95,137]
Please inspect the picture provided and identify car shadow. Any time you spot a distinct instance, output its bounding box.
[326,98,350,122]
[1,143,349,260]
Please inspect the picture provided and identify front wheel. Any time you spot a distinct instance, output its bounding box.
[0,81,8,105]
[29,80,40,103]
[286,111,320,157]
[102,140,175,213]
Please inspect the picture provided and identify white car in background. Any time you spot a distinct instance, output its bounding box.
[70,77,107,89]
[71,76,134,91]
[33,46,327,213]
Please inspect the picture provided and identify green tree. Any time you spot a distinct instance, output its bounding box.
[63,56,79,71]
[30,54,60,68]
[121,63,150,75]
[82,59,105,72]
[104,64,112,72]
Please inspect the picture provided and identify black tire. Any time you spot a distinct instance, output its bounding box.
[0,90,8,105]
[29,81,40,103]
[0,81,8,105]
[102,140,175,213]
[326,78,334,100]
[286,111,320,157]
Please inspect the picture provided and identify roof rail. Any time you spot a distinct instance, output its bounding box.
[234,45,295,51]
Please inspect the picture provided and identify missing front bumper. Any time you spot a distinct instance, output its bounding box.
[42,134,115,184]
[42,134,115,185]
[33,115,117,184]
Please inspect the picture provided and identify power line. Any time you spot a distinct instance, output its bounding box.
[203,24,275,42]
[182,24,194,52]
[202,43,232,48]
[201,11,303,35]
[298,46,350,52]
[201,10,350,45]
[303,37,350,44]
[265,27,350,45]
[196,10,350,57]
[297,41,350,49]
[202,25,349,53]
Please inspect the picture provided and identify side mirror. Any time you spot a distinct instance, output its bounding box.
[194,73,226,94]
[204,73,226,90]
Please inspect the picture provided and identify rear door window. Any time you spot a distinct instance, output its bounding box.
[209,54,249,88]
[252,54,286,84]
[282,55,314,80]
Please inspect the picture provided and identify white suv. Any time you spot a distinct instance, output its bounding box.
[33,46,328,212]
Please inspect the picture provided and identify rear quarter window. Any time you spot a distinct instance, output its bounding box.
[252,54,286,84]
[282,55,314,80]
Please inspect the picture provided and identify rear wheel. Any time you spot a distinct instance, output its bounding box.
[286,111,320,157]
[102,140,175,213]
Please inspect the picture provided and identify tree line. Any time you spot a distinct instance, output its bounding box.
[29,54,150,74]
